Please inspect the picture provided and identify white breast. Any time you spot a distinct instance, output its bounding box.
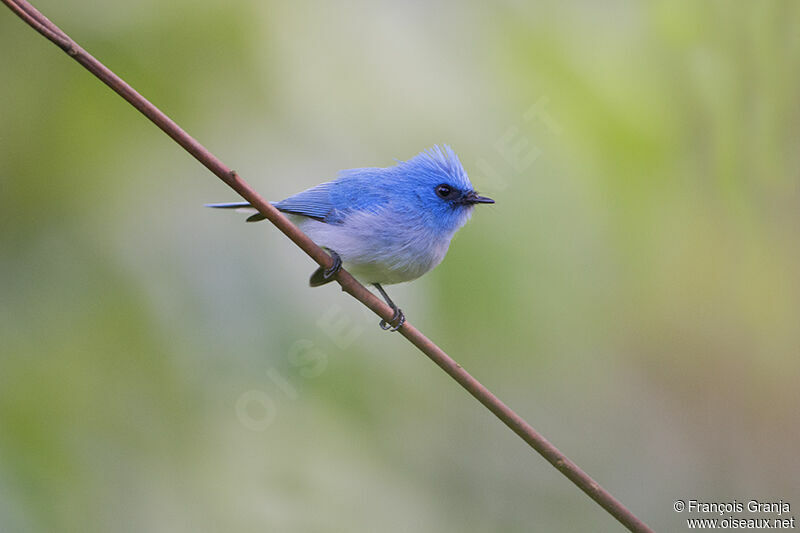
[293,209,460,285]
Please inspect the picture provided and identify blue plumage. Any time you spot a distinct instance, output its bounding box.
[275,145,475,224]
[207,145,494,330]
[271,182,337,222]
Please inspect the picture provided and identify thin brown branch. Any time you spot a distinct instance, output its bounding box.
[2,1,654,531]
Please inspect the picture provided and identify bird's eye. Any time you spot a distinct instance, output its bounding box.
[435,184,453,199]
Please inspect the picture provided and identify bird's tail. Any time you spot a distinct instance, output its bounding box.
[205,202,267,222]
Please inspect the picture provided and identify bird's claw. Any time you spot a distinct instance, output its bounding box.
[379,307,405,332]
[309,250,342,287]
[322,250,342,282]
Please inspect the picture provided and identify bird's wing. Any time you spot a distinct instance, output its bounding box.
[207,170,390,224]
[272,182,337,222]
[207,182,339,223]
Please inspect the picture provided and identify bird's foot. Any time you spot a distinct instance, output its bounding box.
[322,250,342,280]
[379,306,405,332]
[373,283,405,332]
[309,250,342,287]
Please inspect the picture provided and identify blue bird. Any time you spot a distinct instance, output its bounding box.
[207,145,494,331]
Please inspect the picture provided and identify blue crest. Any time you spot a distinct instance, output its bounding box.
[395,145,473,192]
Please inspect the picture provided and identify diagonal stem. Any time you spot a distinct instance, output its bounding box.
[1,1,654,531]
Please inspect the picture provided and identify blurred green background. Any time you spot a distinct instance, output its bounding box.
[2,1,799,531]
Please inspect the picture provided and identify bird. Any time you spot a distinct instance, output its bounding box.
[207,145,494,331]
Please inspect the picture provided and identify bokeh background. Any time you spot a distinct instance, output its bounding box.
[2,1,799,531]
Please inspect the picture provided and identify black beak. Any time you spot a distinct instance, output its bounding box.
[462,190,495,205]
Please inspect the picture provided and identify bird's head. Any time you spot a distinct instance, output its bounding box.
[394,145,494,234]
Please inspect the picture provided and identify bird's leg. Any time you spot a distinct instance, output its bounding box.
[373,283,405,332]
[309,249,342,287]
